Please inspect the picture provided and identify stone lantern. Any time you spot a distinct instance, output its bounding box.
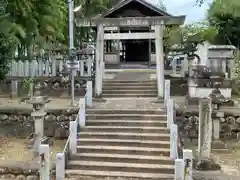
[67,47,79,106]
[28,96,51,137]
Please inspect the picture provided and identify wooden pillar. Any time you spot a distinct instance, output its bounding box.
[95,24,104,97]
[116,27,120,68]
[148,39,151,66]
[154,22,165,98]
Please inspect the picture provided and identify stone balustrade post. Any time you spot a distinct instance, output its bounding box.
[56,153,65,180]
[164,79,170,108]
[213,111,223,141]
[198,98,212,159]
[86,81,93,107]
[172,58,177,76]
[39,144,50,180]
[78,97,86,128]
[11,80,18,98]
[183,149,193,180]
[69,121,77,154]
[174,159,184,180]
[167,98,174,129]
[170,124,178,160]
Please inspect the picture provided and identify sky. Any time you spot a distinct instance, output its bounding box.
[147,0,212,24]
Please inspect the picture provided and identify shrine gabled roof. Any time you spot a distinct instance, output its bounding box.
[94,0,172,19]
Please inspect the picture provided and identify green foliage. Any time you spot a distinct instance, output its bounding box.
[0,33,17,80]
[22,77,36,94]
[163,22,218,54]
[208,0,240,47]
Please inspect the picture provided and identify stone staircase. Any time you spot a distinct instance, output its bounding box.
[65,109,174,179]
[102,80,157,98]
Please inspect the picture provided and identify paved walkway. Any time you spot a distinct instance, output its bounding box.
[92,98,162,110]
[0,97,78,109]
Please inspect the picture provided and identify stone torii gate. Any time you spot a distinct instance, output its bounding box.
[76,16,185,98]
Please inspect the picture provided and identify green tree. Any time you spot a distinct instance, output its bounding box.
[208,0,240,47]
[0,0,68,79]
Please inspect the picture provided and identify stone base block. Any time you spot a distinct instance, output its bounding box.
[93,97,107,103]
[211,141,227,149]
[211,141,231,153]
[195,159,221,171]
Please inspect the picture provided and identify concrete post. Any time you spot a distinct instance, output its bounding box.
[56,153,65,180]
[164,79,170,108]
[86,81,93,107]
[154,22,165,98]
[95,24,104,97]
[181,55,188,77]
[213,118,220,140]
[51,55,57,76]
[170,124,178,160]
[174,159,184,180]
[198,98,212,159]
[39,144,50,180]
[172,58,177,76]
[167,98,174,129]
[78,97,86,128]
[69,121,77,154]
[183,149,193,180]
[11,80,18,98]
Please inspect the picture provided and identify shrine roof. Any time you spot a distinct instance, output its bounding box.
[92,0,172,19]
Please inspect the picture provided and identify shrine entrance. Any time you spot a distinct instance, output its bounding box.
[75,0,185,98]
[124,39,149,63]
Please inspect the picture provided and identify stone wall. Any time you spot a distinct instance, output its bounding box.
[0,162,39,180]
[176,111,240,142]
[0,108,79,138]
[1,106,239,141]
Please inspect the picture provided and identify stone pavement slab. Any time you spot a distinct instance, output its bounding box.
[92,98,163,110]
[0,97,79,109]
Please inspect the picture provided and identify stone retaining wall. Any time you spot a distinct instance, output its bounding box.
[0,108,78,138]
[176,111,240,141]
[1,107,239,141]
[0,162,39,180]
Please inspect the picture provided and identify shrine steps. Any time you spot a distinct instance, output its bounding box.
[102,80,157,98]
[65,109,174,179]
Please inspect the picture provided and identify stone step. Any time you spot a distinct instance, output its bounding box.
[103,85,156,90]
[102,89,158,94]
[77,138,170,148]
[102,93,157,98]
[71,153,174,165]
[103,80,156,84]
[86,120,168,127]
[78,132,169,141]
[67,160,174,174]
[86,114,167,120]
[65,169,174,179]
[83,126,168,133]
[86,109,164,115]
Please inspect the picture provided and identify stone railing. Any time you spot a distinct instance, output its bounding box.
[165,80,193,180]
[7,56,93,78]
[55,80,93,179]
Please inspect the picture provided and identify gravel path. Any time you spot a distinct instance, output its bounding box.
[0,137,66,166]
